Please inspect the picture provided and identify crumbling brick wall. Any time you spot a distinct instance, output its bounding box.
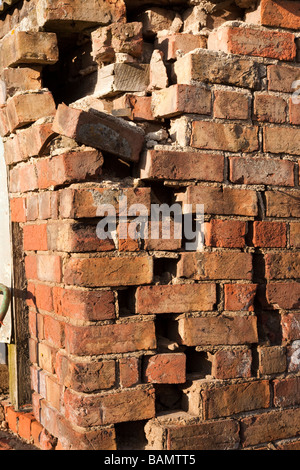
[0,0,300,450]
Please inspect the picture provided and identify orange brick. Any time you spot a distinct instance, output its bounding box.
[23,223,48,251]
[253,221,287,248]
[224,284,258,312]
[144,353,186,384]
[213,89,250,120]
[205,219,246,248]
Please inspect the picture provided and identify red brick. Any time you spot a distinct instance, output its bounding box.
[265,253,300,279]
[25,254,38,280]
[229,156,294,187]
[43,315,64,348]
[9,163,38,193]
[210,348,252,379]
[17,122,56,159]
[26,193,39,221]
[56,352,116,392]
[36,254,62,283]
[0,31,59,69]
[205,219,246,248]
[155,33,206,61]
[274,376,300,408]
[213,89,250,120]
[224,284,257,312]
[208,25,296,61]
[281,313,300,341]
[139,149,224,182]
[265,190,300,218]
[64,255,153,287]
[201,380,270,419]
[18,412,35,441]
[254,93,287,123]
[253,221,287,248]
[181,186,258,217]
[258,346,286,376]
[136,283,216,314]
[5,406,22,434]
[267,64,300,93]
[59,186,151,219]
[10,197,26,222]
[64,386,155,426]
[65,320,157,355]
[170,314,258,346]
[119,357,139,388]
[38,191,59,220]
[263,126,300,155]
[191,121,259,153]
[91,22,143,63]
[2,67,42,98]
[289,97,300,125]
[31,420,44,447]
[290,223,300,247]
[23,223,48,251]
[152,84,211,119]
[52,287,115,321]
[52,103,144,163]
[174,49,261,90]
[240,408,300,447]
[165,419,239,450]
[6,91,56,132]
[45,375,63,411]
[177,251,252,281]
[36,149,103,189]
[144,353,186,384]
[34,283,53,312]
[3,134,24,165]
[0,105,9,136]
[266,282,300,310]
[254,0,300,30]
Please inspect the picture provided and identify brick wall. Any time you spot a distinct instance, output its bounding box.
[0,0,300,450]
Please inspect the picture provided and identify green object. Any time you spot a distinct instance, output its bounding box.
[0,284,11,325]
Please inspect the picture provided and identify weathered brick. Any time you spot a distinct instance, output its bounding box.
[52,103,145,163]
[137,7,182,39]
[36,149,103,189]
[9,163,38,193]
[224,284,257,311]
[174,49,261,89]
[281,314,300,341]
[53,287,115,321]
[6,91,56,132]
[290,223,300,247]
[0,31,58,69]
[267,64,300,93]
[169,314,258,346]
[180,186,258,217]
[65,320,156,355]
[208,25,296,61]
[263,126,300,155]
[136,283,216,314]
[266,282,300,310]
[155,33,206,60]
[0,105,9,136]
[191,121,259,153]
[34,283,53,313]
[241,408,300,447]
[289,97,300,125]
[95,63,150,98]
[201,380,270,419]
[64,255,153,287]
[36,254,62,283]
[177,252,252,280]
[210,348,252,380]
[205,219,247,248]
[56,353,116,392]
[253,221,287,248]
[64,386,155,427]
[152,84,211,119]
[92,22,143,63]
[2,67,42,99]
[258,346,287,376]
[265,190,300,218]
[254,93,287,123]
[144,353,186,384]
[274,376,300,408]
[16,122,58,160]
[248,0,300,30]
[213,89,250,120]
[36,0,126,30]
[119,357,139,388]
[265,253,300,279]
[139,149,224,182]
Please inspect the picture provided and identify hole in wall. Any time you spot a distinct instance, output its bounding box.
[185,348,212,379]
[115,420,148,450]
